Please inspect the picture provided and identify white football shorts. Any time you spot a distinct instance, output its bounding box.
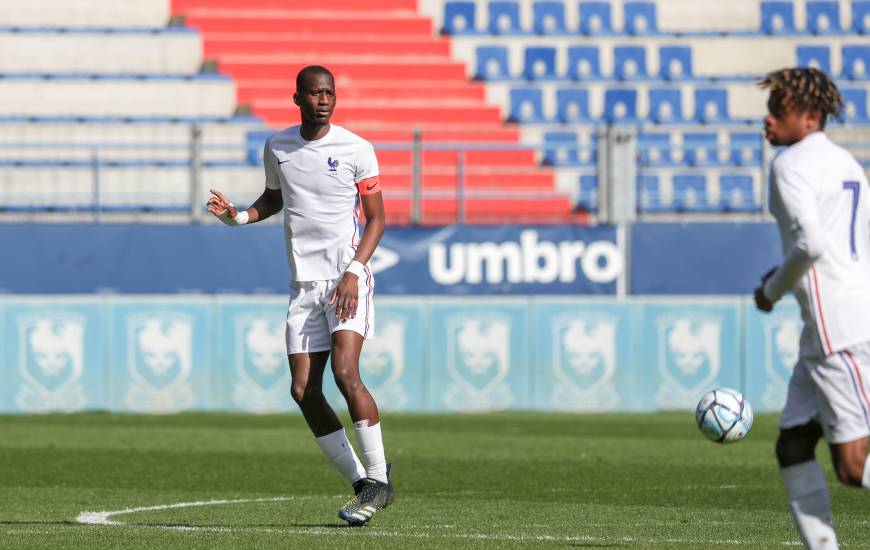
[780,340,870,444]
[284,275,375,355]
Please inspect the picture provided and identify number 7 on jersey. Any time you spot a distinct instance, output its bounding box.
[843,180,860,260]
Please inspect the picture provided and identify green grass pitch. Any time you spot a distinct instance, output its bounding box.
[1,411,868,549]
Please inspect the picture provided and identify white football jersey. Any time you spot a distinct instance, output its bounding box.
[264,124,381,282]
[765,131,870,357]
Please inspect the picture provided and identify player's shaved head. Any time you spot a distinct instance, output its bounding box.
[296,66,334,92]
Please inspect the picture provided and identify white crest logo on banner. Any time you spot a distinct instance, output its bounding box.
[656,315,722,408]
[762,316,800,409]
[444,314,512,411]
[360,317,408,411]
[124,314,195,413]
[550,314,620,411]
[232,316,289,413]
[17,314,87,412]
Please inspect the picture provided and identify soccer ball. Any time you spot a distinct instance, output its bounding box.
[695,388,754,443]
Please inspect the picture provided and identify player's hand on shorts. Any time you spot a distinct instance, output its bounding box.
[753,267,777,313]
[207,189,238,219]
[329,274,359,323]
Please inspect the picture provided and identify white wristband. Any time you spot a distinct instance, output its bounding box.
[217,207,249,226]
[345,260,365,277]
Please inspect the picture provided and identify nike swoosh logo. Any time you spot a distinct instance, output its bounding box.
[278,159,291,164]
[366,183,378,190]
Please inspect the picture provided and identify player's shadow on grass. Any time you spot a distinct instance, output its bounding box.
[0,520,75,526]
[567,544,628,548]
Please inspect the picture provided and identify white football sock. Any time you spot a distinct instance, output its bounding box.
[315,428,366,484]
[863,456,870,490]
[780,461,839,550]
[353,420,388,483]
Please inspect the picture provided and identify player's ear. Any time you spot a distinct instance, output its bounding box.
[292,92,300,106]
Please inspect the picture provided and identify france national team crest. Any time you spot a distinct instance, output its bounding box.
[762,315,800,410]
[444,314,513,411]
[231,316,289,413]
[655,314,722,409]
[327,156,339,175]
[360,316,408,411]
[550,314,620,411]
[123,313,195,413]
[16,313,87,412]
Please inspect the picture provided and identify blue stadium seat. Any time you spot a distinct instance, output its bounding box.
[854,1,870,33]
[246,130,272,165]
[842,46,870,79]
[579,2,613,34]
[730,132,763,166]
[797,45,832,74]
[567,46,602,79]
[638,174,669,212]
[533,1,567,34]
[475,46,510,79]
[544,131,580,166]
[556,88,592,123]
[842,88,870,122]
[624,2,657,34]
[807,1,841,34]
[694,88,730,123]
[614,45,648,80]
[683,132,721,166]
[673,174,714,212]
[637,132,674,166]
[488,1,523,34]
[720,174,759,212]
[508,87,546,122]
[761,1,797,34]
[578,174,599,210]
[604,89,638,122]
[523,47,559,80]
[659,46,692,80]
[443,2,476,33]
[648,88,684,123]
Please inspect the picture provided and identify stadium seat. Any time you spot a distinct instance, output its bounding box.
[624,2,657,34]
[720,174,759,212]
[509,87,546,122]
[534,1,568,34]
[488,1,523,34]
[567,46,602,79]
[614,46,648,80]
[797,45,832,74]
[637,132,674,166]
[854,1,870,33]
[693,88,730,123]
[604,89,638,122]
[638,174,669,212]
[673,174,714,212]
[729,132,763,166]
[659,46,692,80]
[842,88,870,122]
[649,88,684,123]
[556,88,592,122]
[579,2,613,34]
[842,46,870,79]
[245,130,272,165]
[543,131,580,165]
[683,132,722,166]
[807,1,842,34]
[578,174,599,210]
[443,2,476,33]
[523,47,559,80]
[760,1,797,34]
[475,46,510,79]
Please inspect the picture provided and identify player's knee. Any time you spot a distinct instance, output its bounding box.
[775,434,815,467]
[290,380,322,406]
[833,455,866,487]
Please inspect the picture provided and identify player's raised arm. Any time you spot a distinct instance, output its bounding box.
[207,187,283,226]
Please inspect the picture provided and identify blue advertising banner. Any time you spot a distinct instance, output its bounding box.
[743,296,801,414]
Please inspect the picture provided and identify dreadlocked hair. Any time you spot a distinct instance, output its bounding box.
[758,67,844,126]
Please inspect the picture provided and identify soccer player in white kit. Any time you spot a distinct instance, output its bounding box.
[207,65,393,526]
[754,68,870,550]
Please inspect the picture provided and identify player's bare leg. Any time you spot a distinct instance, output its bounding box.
[777,422,838,550]
[332,330,393,525]
[289,351,365,486]
[829,437,870,488]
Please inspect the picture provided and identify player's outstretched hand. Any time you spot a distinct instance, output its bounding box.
[753,267,778,313]
[207,188,238,219]
[329,274,359,323]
